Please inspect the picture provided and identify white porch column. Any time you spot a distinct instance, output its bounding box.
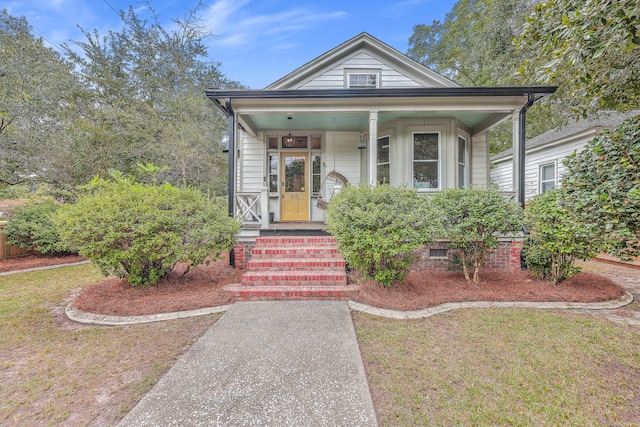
[260,187,269,230]
[368,111,378,185]
[511,111,521,199]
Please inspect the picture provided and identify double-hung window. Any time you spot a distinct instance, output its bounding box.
[539,163,556,194]
[458,136,468,188]
[413,132,440,189]
[377,136,390,185]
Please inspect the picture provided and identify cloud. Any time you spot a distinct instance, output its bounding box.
[203,0,347,50]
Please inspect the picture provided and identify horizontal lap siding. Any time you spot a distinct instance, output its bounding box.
[324,132,361,198]
[490,159,513,192]
[240,134,265,192]
[298,53,423,89]
[471,132,489,187]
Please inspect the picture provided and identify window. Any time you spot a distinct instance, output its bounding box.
[458,136,468,188]
[413,132,439,189]
[377,136,390,185]
[312,155,321,195]
[539,163,556,194]
[268,155,278,193]
[348,73,378,88]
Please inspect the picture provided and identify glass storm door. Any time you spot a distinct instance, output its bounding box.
[281,152,309,221]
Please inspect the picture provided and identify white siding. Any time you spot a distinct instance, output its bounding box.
[490,137,590,201]
[490,158,513,192]
[238,132,265,192]
[298,52,423,89]
[470,131,489,187]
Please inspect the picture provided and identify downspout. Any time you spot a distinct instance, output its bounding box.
[226,98,236,266]
[517,93,536,209]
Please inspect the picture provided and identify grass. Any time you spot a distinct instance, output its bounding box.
[0,264,219,426]
[353,308,640,426]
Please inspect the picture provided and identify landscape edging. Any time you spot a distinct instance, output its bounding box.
[65,292,634,325]
[65,304,232,326]
[348,291,634,320]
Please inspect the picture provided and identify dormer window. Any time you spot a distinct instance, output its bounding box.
[346,70,380,88]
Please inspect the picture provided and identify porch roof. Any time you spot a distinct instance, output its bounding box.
[205,86,557,137]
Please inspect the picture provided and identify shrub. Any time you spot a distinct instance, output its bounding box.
[430,187,522,283]
[55,172,240,287]
[3,199,65,254]
[524,189,600,285]
[326,184,435,287]
[563,114,640,260]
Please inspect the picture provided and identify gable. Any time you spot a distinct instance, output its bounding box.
[267,32,458,90]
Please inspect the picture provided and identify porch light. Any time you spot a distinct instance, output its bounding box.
[358,132,368,150]
[284,116,295,147]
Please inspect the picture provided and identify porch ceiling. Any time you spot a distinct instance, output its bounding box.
[246,111,494,132]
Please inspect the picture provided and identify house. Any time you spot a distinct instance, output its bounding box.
[205,33,555,271]
[490,110,639,202]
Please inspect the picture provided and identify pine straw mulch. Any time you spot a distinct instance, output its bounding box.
[0,254,86,272]
[1,254,628,316]
[72,255,242,316]
[349,269,627,311]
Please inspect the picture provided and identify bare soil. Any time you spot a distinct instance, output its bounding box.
[0,255,627,315]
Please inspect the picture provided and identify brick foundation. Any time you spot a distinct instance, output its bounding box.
[412,238,524,272]
[234,237,524,272]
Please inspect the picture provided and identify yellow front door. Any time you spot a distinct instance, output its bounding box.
[281,152,309,221]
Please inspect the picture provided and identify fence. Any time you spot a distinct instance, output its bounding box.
[0,222,32,259]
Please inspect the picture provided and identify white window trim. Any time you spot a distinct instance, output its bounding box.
[376,134,391,185]
[411,131,442,191]
[457,134,469,188]
[539,161,557,194]
[344,69,381,88]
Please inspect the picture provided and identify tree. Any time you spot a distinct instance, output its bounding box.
[0,9,86,187]
[517,0,640,116]
[562,114,640,260]
[407,0,566,155]
[63,1,243,195]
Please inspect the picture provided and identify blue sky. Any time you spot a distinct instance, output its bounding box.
[6,0,456,89]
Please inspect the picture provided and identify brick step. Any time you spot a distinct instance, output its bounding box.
[251,246,342,259]
[246,257,346,271]
[225,283,358,301]
[254,236,337,247]
[240,271,347,286]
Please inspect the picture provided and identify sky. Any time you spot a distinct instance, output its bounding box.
[5,0,457,89]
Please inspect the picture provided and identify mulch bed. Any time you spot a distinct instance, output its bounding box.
[72,256,242,316]
[0,254,86,272]
[0,254,628,316]
[349,269,627,311]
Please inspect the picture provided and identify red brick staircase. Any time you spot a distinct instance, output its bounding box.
[225,236,357,300]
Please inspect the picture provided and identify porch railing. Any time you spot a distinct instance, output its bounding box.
[235,189,269,229]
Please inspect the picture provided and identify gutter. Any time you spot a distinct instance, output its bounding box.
[225,98,236,267]
[517,93,538,208]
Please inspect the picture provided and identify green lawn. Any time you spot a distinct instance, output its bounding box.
[353,309,640,426]
[0,264,219,426]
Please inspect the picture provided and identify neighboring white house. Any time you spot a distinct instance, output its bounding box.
[206,33,555,235]
[490,110,639,202]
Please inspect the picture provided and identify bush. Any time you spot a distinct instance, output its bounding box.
[55,172,240,287]
[430,187,522,283]
[326,184,435,287]
[3,199,65,254]
[524,189,600,285]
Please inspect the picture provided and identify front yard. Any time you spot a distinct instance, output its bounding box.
[2,261,640,425]
[0,264,220,426]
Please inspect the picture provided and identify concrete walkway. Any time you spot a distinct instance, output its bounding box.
[117,301,378,427]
